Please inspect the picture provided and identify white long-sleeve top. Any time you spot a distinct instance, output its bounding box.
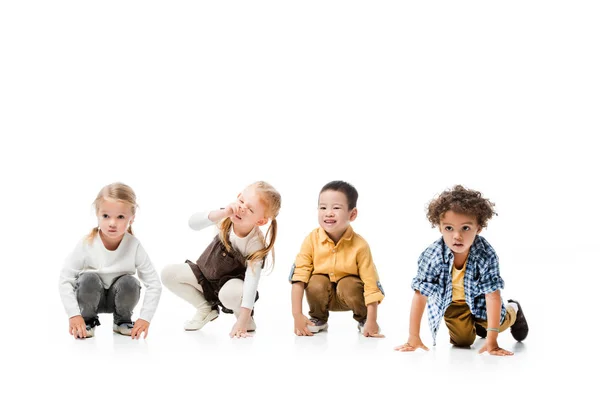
[188,211,264,310]
[58,232,162,322]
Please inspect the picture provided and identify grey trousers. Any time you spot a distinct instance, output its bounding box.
[75,273,141,326]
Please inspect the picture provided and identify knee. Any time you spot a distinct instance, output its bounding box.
[77,273,103,293]
[218,282,243,309]
[452,334,476,347]
[115,275,140,294]
[336,277,364,302]
[161,264,181,287]
[306,275,330,297]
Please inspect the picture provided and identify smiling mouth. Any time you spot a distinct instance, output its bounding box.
[324,220,336,224]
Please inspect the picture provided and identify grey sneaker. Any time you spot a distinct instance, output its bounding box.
[307,318,328,333]
[113,322,134,336]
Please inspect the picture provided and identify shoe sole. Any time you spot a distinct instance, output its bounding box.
[307,323,328,333]
[508,300,528,342]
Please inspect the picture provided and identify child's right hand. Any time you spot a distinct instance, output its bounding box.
[69,315,87,339]
[293,314,315,336]
[224,202,241,218]
[394,334,429,352]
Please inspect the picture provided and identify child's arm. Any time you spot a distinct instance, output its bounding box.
[478,290,514,356]
[132,243,162,340]
[290,234,316,336]
[394,290,429,351]
[58,240,87,339]
[188,204,240,231]
[292,281,314,336]
[363,302,384,338]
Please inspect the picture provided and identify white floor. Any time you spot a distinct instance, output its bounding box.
[3,2,599,399]
[18,269,588,400]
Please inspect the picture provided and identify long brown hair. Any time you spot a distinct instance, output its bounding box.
[218,181,281,270]
[86,182,138,243]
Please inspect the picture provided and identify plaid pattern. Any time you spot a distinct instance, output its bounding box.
[411,235,506,345]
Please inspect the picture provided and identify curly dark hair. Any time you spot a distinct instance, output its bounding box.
[426,185,497,228]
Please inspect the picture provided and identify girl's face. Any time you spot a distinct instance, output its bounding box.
[439,210,482,255]
[97,198,135,244]
[231,186,268,231]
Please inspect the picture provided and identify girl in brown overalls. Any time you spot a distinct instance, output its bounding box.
[162,181,281,338]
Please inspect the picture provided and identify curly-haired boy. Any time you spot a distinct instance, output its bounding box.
[395,185,528,356]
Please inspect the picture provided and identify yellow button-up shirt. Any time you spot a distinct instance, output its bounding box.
[291,226,384,305]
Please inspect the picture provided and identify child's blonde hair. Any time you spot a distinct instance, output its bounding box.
[86,182,138,243]
[218,181,281,270]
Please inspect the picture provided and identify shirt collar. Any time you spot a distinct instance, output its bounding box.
[318,225,354,244]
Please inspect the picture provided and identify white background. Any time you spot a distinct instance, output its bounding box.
[1,1,598,399]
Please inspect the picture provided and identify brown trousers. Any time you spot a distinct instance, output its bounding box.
[305,274,367,323]
[443,301,517,347]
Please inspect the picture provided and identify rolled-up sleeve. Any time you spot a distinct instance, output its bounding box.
[478,252,504,294]
[410,254,441,298]
[291,235,314,283]
[357,246,384,305]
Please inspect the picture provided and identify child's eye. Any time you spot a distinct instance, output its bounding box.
[102,214,109,218]
[319,206,326,210]
[462,226,470,231]
[333,207,340,210]
[118,215,125,219]
[249,209,254,214]
[444,226,453,231]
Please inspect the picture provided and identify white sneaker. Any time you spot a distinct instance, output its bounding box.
[85,326,96,338]
[184,309,219,331]
[113,323,134,336]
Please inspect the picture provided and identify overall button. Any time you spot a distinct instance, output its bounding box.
[222,252,227,257]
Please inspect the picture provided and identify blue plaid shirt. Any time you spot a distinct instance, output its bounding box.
[411,235,506,345]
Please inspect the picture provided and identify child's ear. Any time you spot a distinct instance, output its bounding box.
[477,226,482,234]
[256,218,268,227]
[349,208,358,222]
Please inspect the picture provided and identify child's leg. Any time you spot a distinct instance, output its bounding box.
[218,278,244,315]
[305,274,333,322]
[106,275,140,325]
[334,276,367,323]
[75,273,106,327]
[161,263,211,312]
[443,302,477,347]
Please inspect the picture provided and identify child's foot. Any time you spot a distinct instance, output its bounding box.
[113,322,134,336]
[184,309,219,331]
[307,318,328,333]
[508,299,528,341]
[475,323,487,338]
[358,320,365,334]
[85,325,96,338]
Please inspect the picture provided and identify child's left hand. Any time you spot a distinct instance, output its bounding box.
[362,321,385,338]
[229,319,251,338]
[130,319,150,340]
[478,339,514,356]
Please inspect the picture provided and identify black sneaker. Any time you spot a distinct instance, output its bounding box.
[475,323,487,338]
[508,299,528,341]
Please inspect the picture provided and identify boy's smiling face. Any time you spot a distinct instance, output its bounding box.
[439,210,482,255]
[318,189,357,242]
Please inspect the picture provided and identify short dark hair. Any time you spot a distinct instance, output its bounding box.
[427,185,497,228]
[320,181,358,210]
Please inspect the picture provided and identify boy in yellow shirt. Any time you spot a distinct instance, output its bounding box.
[289,181,384,337]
